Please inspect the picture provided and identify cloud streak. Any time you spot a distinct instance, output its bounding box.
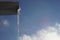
[2,20,9,27]
[19,23,60,40]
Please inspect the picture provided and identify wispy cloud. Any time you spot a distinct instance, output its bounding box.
[19,23,60,40]
[2,20,9,27]
[0,19,10,31]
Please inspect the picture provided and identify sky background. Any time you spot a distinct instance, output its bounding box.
[0,15,18,40]
[1,0,60,40]
[20,0,60,39]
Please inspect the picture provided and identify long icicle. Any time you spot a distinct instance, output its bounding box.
[17,8,20,40]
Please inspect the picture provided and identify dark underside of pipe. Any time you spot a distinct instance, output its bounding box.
[0,1,19,15]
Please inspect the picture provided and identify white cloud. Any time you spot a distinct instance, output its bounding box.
[19,23,60,40]
[2,20,9,27]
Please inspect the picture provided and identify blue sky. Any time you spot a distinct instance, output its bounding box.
[1,0,60,40]
[20,0,60,40]
[0,15,18,40]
